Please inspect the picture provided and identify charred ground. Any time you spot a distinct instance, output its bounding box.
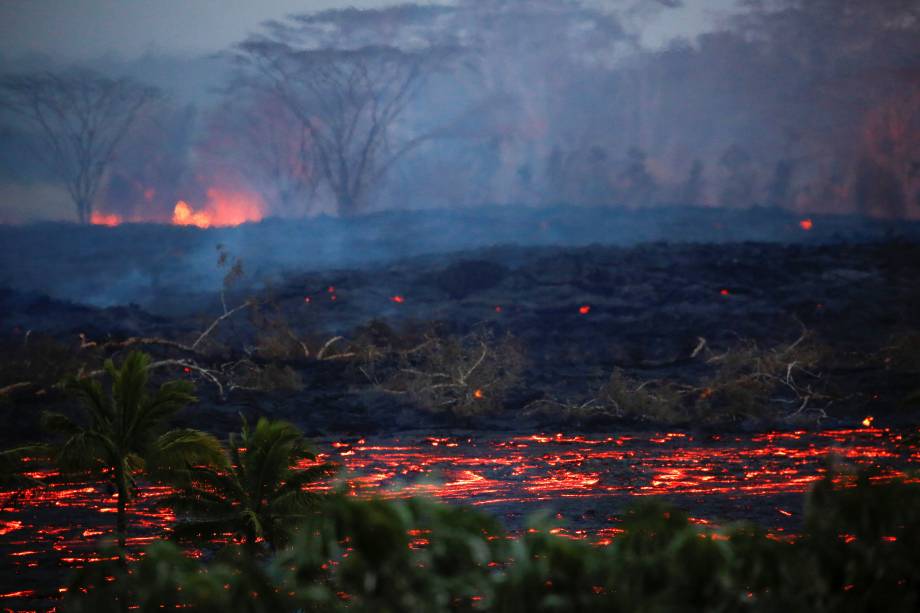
[2,207,919,445]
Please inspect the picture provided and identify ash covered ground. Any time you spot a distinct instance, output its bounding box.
[2,205,919,443]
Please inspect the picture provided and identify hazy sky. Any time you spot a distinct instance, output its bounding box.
[0,0,736,61]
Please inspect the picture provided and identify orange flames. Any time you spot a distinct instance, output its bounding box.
[91,187,265,228]
[172,188,264,229]
[90,212,122,226]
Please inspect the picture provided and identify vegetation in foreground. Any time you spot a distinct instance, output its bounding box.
[1,350,918,610]
[61,471,920,612]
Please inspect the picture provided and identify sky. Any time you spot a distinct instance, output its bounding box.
[0,0,737,62]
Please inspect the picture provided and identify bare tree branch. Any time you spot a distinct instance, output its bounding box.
[0,70,160,223]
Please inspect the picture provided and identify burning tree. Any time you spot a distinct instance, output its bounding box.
[0,70,161,224]
[233,22,457,215]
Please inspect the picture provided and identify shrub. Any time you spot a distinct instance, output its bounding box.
[64,472,920,612]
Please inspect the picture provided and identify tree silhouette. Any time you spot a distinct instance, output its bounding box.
[167,415,335,552]
[234,41,454,216]
[42,352,222,552]
[0,70,160,223]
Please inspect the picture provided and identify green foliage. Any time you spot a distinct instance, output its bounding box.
[166,415,335,551]
[65,472,920,612]
[43,351,222,547]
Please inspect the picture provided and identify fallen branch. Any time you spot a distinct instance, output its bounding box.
[190,301,252,352]
[316,336,355,360]
[0,382,32,398]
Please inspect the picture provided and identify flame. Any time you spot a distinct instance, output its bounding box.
[172,201,211,228]
[473,389,485,399]
[799,218,814,231]
[172,188,264,229]
[391,295,405,304]
[579,305,591,315]
[90,212,122,226]
[862,416,874,427]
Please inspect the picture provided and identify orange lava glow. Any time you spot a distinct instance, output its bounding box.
[89,212,122,226]
[2,428,918,606]
[799,218,814,231]
[172,188,264,228]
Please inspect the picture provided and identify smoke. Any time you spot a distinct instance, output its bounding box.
[1,0,918,224]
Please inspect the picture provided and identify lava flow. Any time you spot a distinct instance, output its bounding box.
[1,428,918,605]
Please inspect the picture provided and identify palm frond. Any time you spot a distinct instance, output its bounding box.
[40,411,82,436]
[111,352,151,430]
[273,463,337,498]
[132,380,197,440]
[56,430,114,474]
[64,376,113,426]
[247,418,304,502]
[146,429,227,480]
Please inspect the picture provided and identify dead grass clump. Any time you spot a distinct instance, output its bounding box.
[384,327,525,417]
[524,369,683,424]
[693,331,827,423]
[249,302,310,361]
[223,360,304,393]
[598,369,684,422]
[525,330,830,426]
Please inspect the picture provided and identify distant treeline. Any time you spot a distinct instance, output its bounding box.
[1,0,918,222]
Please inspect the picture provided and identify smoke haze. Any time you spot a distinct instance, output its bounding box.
[3,0,914,225]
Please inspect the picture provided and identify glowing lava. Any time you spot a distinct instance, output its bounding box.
[2,427,918,606]
[799,218,814,231]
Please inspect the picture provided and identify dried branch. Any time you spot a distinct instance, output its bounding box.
[190,301,253,352]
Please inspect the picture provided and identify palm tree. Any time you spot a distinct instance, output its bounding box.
[42,351,223,551]
[167,415,335,552]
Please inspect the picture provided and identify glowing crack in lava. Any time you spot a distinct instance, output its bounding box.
[172,188,265,228]
[1,428,918,606]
